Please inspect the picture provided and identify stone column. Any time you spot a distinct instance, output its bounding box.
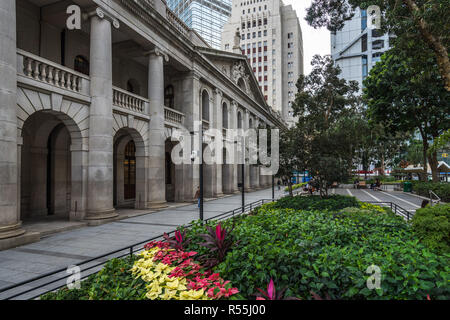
[86,8,119,221]
[213,89,223,197]
[230,101,239,193]
[147,47,168,208]
[244,110,251,191]
[251,118,260,189]
[0,0,38,249]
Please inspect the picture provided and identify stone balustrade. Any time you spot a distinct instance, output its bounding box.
[113,86,147,113]
[17,49,89,96]
[164,106,185,125]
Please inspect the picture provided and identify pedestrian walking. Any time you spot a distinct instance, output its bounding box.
[194,186,200,208]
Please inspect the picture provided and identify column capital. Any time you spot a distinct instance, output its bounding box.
[146,47,169,62]
[84,7,120,29]
[231,100,238,108]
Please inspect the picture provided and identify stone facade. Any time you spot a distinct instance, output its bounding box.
[0,0,285,250]
[221,0,304,127]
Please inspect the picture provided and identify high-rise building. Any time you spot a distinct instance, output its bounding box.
[221,0,304,127]
[167,0,232,49]
[330,8,392,91]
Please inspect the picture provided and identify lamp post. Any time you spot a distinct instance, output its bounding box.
[272,174,275,201]
[191,124,204,221]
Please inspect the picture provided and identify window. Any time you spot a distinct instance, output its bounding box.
[372,40,384,50]
[127,79,141,95]
[164,85,174,108]
[74,55,89,75]
[362,55,368,79]
[361,34,368,52]
[361,9,367,30]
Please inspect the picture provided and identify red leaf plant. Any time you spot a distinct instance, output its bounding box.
[142,241,239,300]
[198,223,240,269]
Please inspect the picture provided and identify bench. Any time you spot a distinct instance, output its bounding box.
[357,181,367,189]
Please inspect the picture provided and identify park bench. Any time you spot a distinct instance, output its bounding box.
[358,181,367,189]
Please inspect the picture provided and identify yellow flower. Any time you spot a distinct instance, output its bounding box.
[180,289,206,300]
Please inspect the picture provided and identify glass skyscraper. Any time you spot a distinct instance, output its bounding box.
[167,0,232,49]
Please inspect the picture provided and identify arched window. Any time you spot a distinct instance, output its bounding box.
[237,111,243,129]
[74,55,89,75]
[222,102,228,129]
[127,79,141,95]
[164,85,175,109]
[249,118,253,129]
[202,90,210,121]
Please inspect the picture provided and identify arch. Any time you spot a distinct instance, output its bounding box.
[74,55,90,76]
[127,78,141,95]
[164,85,175,109]
[222,102,229,129]
[237,111,243,129]
[20,110,85,220]
[113,127,147,209]
[201,89,210,121]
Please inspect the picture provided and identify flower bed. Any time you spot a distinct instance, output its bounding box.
[42,195,450,300]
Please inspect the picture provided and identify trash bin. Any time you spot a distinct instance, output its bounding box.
[403,182,412,192]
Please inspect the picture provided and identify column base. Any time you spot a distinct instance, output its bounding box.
[147,201,168,209]
[0,222,40,251]
[84,209,118,221]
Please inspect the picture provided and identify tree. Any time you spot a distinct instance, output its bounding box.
[291,55,361,197]
[305,0,450,91]
[364,47,450,182]
[277,128,306,196]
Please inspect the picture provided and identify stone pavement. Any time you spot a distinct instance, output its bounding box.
[0,188,284,297]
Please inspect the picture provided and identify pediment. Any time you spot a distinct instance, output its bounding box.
[196,47,267,106]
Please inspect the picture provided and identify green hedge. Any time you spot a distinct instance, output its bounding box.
[409,182,450,202]
[212,207,449,300]
[412,204,450,254]
[270,195,361,212]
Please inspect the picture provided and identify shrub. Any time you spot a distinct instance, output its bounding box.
[273,195,360,212]
[284,183,307,192]
[409,182,450,202]
[213,207,450,300]
[41,256,147,300]
[412,204,450,254]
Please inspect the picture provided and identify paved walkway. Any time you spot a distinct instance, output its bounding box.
[0,188,284,298]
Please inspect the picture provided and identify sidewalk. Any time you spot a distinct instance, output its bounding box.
[0,188,283,291]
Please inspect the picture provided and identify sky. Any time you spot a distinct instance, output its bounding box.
[282,0,331,75]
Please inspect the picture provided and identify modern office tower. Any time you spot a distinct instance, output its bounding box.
[221,0,304,127]
[330,7,392,91]
[167,0,232,49]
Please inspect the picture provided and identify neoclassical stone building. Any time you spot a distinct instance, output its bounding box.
[0,0,285,249]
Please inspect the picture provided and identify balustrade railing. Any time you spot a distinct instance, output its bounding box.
[164,107,185,125]
[113,87,147,113]
[17,49,89,95]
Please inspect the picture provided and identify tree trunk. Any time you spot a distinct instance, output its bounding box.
[380,155,386,176]
[421,138,429,182]
[404,0,450,91]
[427,150,439,182]
[288,178,293,197]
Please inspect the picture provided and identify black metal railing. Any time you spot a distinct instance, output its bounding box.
[0,198,273,300]
[365,201,414,221]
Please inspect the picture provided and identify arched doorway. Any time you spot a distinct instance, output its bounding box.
[113,128,146,209]
[20,111,80,220]
[165,140,176,202]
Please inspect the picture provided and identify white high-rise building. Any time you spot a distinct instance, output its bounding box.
[331,8,392,91]
[221,0,304,127]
